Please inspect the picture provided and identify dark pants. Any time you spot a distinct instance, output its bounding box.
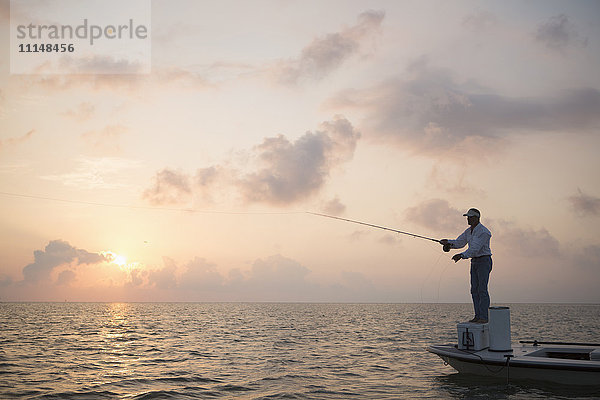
[470,255,492,320]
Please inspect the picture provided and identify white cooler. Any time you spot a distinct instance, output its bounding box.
[457,322,489,350]
[489,306,512,351]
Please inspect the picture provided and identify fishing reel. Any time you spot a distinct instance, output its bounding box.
[443,243,451,252]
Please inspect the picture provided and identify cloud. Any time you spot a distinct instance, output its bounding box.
[29,55,147,75]
[148,257,178,290]
[340,270,374,289]
[179,257,224,290]
[568,188,600,217]
[348,230,369,242]
[327,270,380,302]
[194,166,234,203]
[11,65,213,98]
[8,52,179,93]
[329,59,600,154]
[321,196,346,216]
[143,168,193,205]
[143,116,359,206]
[56,270,76,286]
[126,253,319,301]
[574,245,600,270]
[404,199,464,233]
[0,273,13,287]
[22,240,106,284]
[534,14,588,52]
[126,268,147,288]
[64,55,145,74]
[238,116,359,204]
[493,220,560,258]
[8,55,150,94]
[271,10,384,84]
[378,233,401,246]
[108,252,395,302]
[0,130,35,151]
[244,254,313,293]
[196,166,225,188]
[27,73,146,93]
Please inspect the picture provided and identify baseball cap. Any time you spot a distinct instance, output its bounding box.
[463,208,481,218]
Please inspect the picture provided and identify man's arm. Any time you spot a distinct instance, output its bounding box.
[446,230,468,250]
[459,230,490,259]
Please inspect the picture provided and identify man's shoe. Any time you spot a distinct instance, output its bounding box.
[468,317,478,323]
[476,319,488,324]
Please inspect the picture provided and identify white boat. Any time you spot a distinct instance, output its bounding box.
[427,307,600,386]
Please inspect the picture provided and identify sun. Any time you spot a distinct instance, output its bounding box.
[102,251,137,269]
[113,254,128,267]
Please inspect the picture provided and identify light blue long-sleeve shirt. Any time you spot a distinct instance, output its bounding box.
[448,223,492,259]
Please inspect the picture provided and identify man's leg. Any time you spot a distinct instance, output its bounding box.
[474,257,492,320]
[470,261,480,319]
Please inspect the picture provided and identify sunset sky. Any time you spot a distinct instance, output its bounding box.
[1,0,599,303]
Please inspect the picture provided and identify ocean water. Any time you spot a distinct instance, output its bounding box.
[1,303,599,399]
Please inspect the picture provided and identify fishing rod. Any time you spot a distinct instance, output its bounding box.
[307,212,441,243]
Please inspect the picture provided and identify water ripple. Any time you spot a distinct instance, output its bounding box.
[1,303,599,399]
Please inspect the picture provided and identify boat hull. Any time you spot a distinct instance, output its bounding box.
[428,344,600,386]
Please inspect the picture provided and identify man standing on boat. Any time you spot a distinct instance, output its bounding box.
[440,208,492,324]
